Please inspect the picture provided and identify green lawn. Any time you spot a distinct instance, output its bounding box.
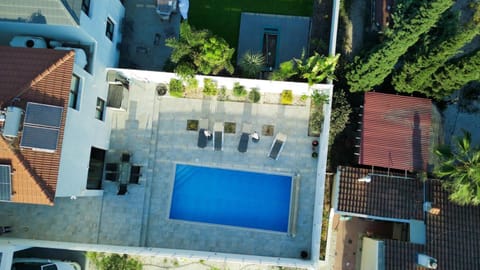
[189,0,313,53]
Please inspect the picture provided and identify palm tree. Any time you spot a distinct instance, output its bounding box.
[434,130,480,206]
[239,51,265,78]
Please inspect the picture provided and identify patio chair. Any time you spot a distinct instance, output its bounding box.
[197,119,209,148]
[268,133,287,160]
[213,122,224,151]
[238,123,252,153]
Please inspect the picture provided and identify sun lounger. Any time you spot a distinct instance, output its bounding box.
[268,133,287,160]
[213,122,224,151]
[238,133,249,152]
[197,119,209,148]
[238,123,252,153]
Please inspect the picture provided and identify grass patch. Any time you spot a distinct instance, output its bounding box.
[189,0,313,52]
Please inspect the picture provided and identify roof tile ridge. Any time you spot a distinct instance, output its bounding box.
[0,137,54,205]
[16,50,76,99]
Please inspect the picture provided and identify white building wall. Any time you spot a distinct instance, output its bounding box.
[56,0,125,197]
[0,1,125,197]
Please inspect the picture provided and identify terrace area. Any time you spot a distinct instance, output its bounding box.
[0,71,332,262]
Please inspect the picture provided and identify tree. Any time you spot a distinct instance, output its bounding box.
[346,0,454,92]
[329,90,352,146]
[434,130,480,206]
[393,8,480,97]
[295,52,339,85]
[166,22,234,78]
[238,51,265,78]
[271,52,340,85]
[427,48,480,99]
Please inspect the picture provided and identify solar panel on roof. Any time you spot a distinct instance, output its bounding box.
[20,126,59,151]
[0,165,11,201]
[24,102,63,128]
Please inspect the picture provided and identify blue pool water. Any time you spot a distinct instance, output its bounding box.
[170,164,292,232]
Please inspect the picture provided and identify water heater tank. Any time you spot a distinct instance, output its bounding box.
[3,106,23,138]
[9,36,47,48]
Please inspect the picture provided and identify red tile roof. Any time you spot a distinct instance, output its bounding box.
[336,166,424,220]
[338,166,480,269]
[360,92,432,172]
[424,180,480,269]
[384,240,424,270]
[0,46,74,205]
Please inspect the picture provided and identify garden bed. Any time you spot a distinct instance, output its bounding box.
[319,173,333,260]
[169,77,308,107]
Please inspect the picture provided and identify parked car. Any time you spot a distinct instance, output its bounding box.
[12,258,81,270]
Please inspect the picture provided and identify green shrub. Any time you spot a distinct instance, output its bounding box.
[248,88,261,103]
[203,78,218,96]
[87,252,142,270]
[280,90,293,105]
[185,77,198,92]
[217,86,227,101]
[300,94,309,102]
[169,78,185,98]
[233,82,247,97]
[309,108,324,136]
[311,90,329,105]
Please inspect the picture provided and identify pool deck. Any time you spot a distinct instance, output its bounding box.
[105,77,318,258]
[0,75,322,260]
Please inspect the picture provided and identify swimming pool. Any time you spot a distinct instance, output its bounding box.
[169,164,292,232]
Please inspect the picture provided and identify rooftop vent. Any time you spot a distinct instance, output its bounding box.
[358,174,371,183]
[417,254,438,269]
[2,106,23,138]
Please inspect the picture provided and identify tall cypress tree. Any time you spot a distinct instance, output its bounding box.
[427,49,480,98]
[346,0,454,92]
[393,12,480,95]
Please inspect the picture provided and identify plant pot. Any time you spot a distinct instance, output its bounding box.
[300,250,309,259]
[312,140,319,147]
[312,152,318,158]
[156,83,168,96]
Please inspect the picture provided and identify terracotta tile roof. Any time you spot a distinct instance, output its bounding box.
[0,46,74,205]
[424,180,480,269]
[384,240,424,270]
[336,166,424,220]
[360,92,432,172]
